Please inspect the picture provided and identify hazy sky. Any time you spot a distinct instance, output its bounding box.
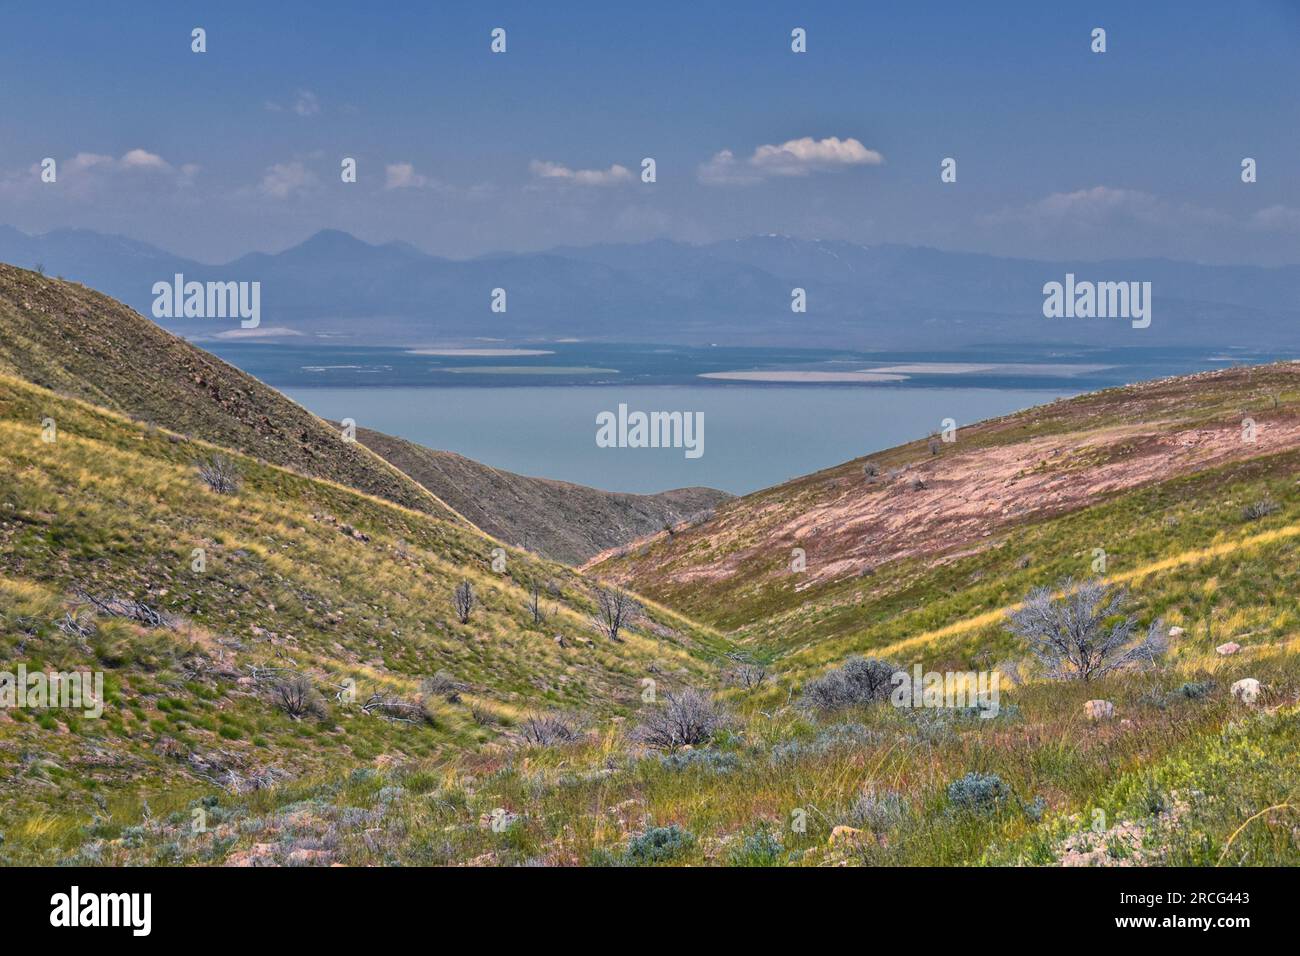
[3,1,1299,264]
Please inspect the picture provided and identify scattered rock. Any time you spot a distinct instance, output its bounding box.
[286,848,332,866]
[226,842,277,867]
[828,825,863,845]
[1231,678,1261,704]
[1084,699,1115,721]
[1168,626,1185,638]
[1216,641,1241,656]
[478,809,519,831]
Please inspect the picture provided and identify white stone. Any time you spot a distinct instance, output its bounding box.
[1084,699,1115,720]
[1231,678,1261,704]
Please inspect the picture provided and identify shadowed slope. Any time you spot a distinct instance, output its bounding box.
[353,425,730,565]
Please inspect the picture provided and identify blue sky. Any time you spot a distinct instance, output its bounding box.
[2,0,1299,263]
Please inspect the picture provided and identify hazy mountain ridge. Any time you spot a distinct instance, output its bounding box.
[4,225,1299,349]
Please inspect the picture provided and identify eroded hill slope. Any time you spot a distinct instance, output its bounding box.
[354,425,729,565]
[0,264,460,523]
[590,363,1300,631]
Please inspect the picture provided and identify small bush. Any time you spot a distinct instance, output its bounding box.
[770,723,880,763]
[1242,498,1280,521]
[196,454,241,494]
[361,692,432,725]
[1174,680,1213,700]
[722,659,768,690]
[658,748,738,774]
[1022,795,1048,822]
[846,787,910,830]
[452,581,474,625]
[75,589,175,629]
[271,674,326,719]
[632,688,726,750]
[947,772,1010,813]
[420,670,464,703]
[1006,579,1165,681]
[624,824,694,864]
[727,829,783,866]
[799,656,897,712]
[590,587,642,642]
[519,713,581,746]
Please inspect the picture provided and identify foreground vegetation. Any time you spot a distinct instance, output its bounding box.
[5,656,1294,866]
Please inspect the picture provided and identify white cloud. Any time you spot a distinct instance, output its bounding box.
[62,149,176,176]
[990,186,1225,230]
[528,159,633,186]
[259,161,317,200]
[697,149,761,186]
[1026,185,1160,221]
[265,90,322,116]
[698,136,883,185]
[293,90,321,117]
[1250,205,1300,231]
[380,163,495,199]
[0,149,197,200]
[751,136,883,175]
[119,148,171,171]
[66,152,115,173]
[385,162,429,190]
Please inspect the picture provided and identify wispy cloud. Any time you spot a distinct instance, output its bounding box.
[385,162,429,190]
[259,160,317,200]
[699,136,883,185]
[1250,205,1300,232]
[528,159,633,186]
[987,185,1226,230]
[265,90,322,116]
[293,90,321,116]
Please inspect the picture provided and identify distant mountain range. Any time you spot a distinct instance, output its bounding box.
[3,224,1299,349]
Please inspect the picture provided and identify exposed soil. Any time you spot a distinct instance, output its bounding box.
[595,404,1300,594]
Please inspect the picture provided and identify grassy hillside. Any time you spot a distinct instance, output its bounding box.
[590,362,1300,632]
[141,408,1290,868]
[0,264,461,524]
[0,310,1296,865]
[354,425,730,565]
[0,370,728,862]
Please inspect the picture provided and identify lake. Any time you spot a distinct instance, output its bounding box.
[280,384,1067,494]
[200,341,1267,495]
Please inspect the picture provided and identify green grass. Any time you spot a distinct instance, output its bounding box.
[0,370,728,853]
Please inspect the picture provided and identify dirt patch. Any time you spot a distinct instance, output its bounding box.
[616,413,1300,592]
